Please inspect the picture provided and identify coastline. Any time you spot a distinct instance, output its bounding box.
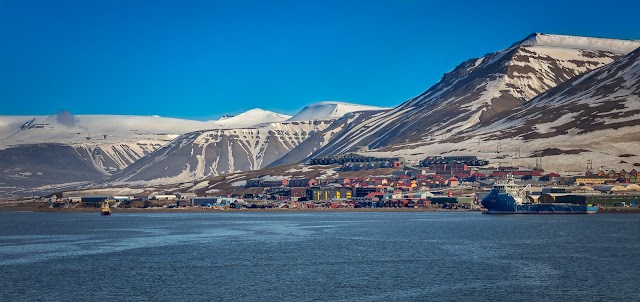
[0,203,476,213]
[0,207,476,213]
[1,202,639,214]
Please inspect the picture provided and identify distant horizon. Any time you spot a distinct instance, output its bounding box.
[1,0,639,120]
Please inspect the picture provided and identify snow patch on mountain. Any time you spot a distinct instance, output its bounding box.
[533,112,580,134]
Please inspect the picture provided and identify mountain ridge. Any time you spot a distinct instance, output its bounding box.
[515,33,640,53]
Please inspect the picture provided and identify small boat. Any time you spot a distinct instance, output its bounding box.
[481,175,598,214]
[101,199,112,216]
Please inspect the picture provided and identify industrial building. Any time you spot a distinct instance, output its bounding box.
[584,194,640,207]
[307,187,353,200]
[81,196,111,203]
[309,153,404,166]
[191,197,236,207]
[150,194,177,200]
[353,187,380,198]
[420,156,488,167]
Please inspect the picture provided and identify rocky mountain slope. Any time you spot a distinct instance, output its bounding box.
[107,102,388,185]
[473,46,640,141]
[107,120,335,185]
[266,110,389,167]
[367,45,640,171]
[309,34,640,159]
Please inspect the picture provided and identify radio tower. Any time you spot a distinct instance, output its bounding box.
[535,157,542,171]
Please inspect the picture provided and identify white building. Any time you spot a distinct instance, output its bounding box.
[150,194,177,200]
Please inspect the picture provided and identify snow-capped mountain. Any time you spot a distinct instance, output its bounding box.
[469,45,640,170]
[0,110,290,197]
[288,101,388,121]
[308,33,640,159]
[364,45,640,171]
[103,102,387,185]
[107,120,334,185]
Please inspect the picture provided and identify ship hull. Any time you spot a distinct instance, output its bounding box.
[485,204,599,214]
[482,189,598,214]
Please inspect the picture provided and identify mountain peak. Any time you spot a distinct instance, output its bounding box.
[515,33,640,54]
[237,108,269,115]
[214,108,291,128]
[313,101,355,106]
[288,102,388,121]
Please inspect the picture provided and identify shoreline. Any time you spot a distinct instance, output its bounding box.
[0,203,476,213]
[1,202,639,214]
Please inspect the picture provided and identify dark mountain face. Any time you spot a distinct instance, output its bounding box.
[470,47,640,141]
[0,144,107,198]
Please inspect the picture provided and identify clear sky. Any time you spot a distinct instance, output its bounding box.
[1,0,639,120]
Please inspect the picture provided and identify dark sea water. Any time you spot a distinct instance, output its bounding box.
[0,211,638,302]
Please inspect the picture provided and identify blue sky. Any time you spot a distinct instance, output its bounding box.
[1,0,639,120]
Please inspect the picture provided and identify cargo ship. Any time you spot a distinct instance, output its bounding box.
[481,175,598,214]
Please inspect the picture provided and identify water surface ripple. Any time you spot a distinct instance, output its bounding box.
[1,211,638,301]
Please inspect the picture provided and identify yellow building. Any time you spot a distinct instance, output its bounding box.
[575,176,611,185]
